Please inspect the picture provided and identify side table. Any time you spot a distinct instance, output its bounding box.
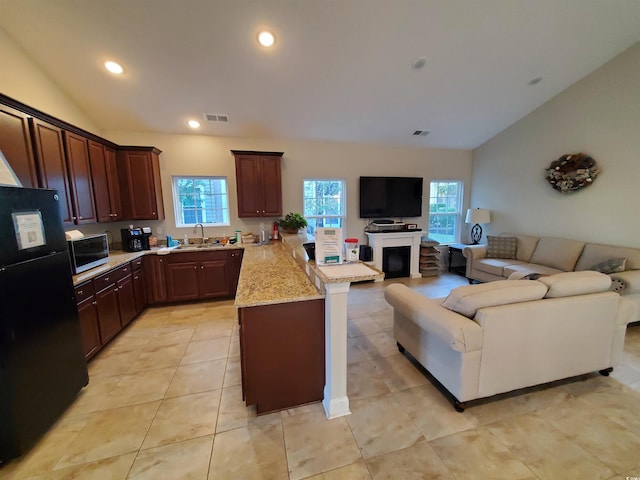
[447,243,470,277]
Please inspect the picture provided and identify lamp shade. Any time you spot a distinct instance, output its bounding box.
[465,208,491,225]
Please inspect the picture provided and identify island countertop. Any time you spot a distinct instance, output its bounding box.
[234,241,324,308]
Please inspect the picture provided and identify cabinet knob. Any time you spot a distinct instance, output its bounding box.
[77,290,83,295]
[134,275,139,280]
[123,267,128,272]
[78,216,83,219]
[114,288,118,292]
[93,301,97,306]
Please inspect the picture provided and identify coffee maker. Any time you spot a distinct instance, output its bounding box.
[121,227,144,252]
[140,227,152,250]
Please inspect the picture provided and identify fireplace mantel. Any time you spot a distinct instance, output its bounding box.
[365,231,423,278]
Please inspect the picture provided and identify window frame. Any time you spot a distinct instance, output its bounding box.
[171,175,230,228]
[302,178,347,234]
[427,180,464,244]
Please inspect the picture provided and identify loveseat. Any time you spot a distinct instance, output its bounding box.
[463,234,640,323]
[384,271,636,410]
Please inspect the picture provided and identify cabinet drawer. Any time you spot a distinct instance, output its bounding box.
[131,257,143,271]
[74,281,95,303]
[93,265,128,290]
[166,250,228,263]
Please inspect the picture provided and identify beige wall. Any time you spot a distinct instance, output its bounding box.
[105,131,472,243]
[0,28,100,133]
[472,42,640,247]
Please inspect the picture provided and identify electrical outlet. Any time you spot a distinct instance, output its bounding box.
[157,226,163,234]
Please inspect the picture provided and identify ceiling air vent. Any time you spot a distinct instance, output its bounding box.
[204,113,229,123]
[412,130,429,136]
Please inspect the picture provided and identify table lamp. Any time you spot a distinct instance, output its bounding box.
[465,208,491,244]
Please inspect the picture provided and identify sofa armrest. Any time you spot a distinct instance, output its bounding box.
[616,296,637,326]
[385,284,483,353]
[610,270,640,294]
[462,244,487,260]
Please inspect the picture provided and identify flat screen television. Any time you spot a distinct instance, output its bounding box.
[359,176,423,219]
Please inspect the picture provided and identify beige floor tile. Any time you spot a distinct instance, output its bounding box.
[372,354,428,392]
[165,358,227,398]
[215,385,280,433]
[352,332,399,358]
[346,394,425,459]
[64,375,122,417]
[282,407,362,480]
[181,337,230,365]
[4,414,90,479]
[366,442,454,480]
[348,337,373,364]
[192,318,234,341]
[347,316,387,338]
[430,428,537,480]
[347,359,391,401]
[222,355,242,388]
[87,349,141,378]
[141,390,221,449]
[49,452,136,480]
[100,367,176,410]
[537,397,640,473]
[305,461,372,480]
[228,335,241,357]
[578,382,640,437]
[393,384,477,441]
[128,436,213,480]
[143,326,195,348]
[488,413,615,480]
[55,401,160,469]
[209,419,288,480]
[127,342,188,373]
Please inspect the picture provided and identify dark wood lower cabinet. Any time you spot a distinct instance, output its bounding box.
[75,282,101,361]
[239,298,325,414]
[132,268,146,315]
[95,284,121,344]
[117,274,136,327]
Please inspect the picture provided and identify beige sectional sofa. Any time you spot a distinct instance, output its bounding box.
[385,271,636,410]
[463,234,640,323]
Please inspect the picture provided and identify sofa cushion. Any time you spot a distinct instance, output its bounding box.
[529,237,585,272]
[475,258,525,277]
[486,236,517,259]
[504,233,540,262]
[590,257,626,274]
[442,280,548,318]
[503,263,565,278]
[537,271,611,298]
[575,243,640,271]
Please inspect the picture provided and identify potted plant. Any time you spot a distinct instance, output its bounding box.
[278,212,308,234]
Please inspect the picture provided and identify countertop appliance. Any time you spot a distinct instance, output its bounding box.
[121,226,143,252]
[67,233,109,274]
[140,226,152,250]
[0,186,88,463]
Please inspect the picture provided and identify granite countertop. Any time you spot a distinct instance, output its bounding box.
[234,241,324,308]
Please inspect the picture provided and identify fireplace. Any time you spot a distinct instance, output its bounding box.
[382,246,411,278]
[364,231,423,279]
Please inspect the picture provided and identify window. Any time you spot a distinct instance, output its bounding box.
[428,180,463,243]
[172,176,230,227]
[303,179,346,234]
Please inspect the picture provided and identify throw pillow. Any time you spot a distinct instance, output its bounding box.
[589,257,627,274]
[486,236,517,259]
[522,272,549,280]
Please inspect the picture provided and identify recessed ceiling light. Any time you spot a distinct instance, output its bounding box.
[258,31,275,47]
[104,61,124,74]
[528,76,543,86]
[187,120,201,129]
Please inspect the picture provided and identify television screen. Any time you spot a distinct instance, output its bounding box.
[359,176,423,219]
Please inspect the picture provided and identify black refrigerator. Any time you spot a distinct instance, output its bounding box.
[0,186,88,463]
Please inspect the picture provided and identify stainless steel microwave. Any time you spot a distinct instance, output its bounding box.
[67,233,109,274]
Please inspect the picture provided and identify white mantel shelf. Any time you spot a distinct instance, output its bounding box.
[365,231,424,279]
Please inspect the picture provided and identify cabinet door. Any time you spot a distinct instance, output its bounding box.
[64,131,96,224]
[104,146,122,221]
[260,156,282,217]
[143,255,167,304]
[117,275,136,327]
[77,296,101,360]
[95,285,121,344]
[31,118,73,225]
[118,148,164,220]
[198,260,230,299]
[228,249,244,296]
[166,262,200,302]
[235,155,263,217]
[132,268,147,315]
[0,104,37,188]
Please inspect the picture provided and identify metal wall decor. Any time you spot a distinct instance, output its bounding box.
[544,153,599,193]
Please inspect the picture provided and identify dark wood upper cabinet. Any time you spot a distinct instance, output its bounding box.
[232,150,282,218]
[0,105,38,188]
[88,140,122,222]
[117,147,165,220]
[30,118,74,225]
[63,131,97,224]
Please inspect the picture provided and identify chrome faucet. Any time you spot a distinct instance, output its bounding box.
[194,223,205,242]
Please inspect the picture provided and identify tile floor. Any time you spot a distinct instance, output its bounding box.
[2,273,640,479]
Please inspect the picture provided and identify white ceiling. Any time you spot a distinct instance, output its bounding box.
[1,1,639,149]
